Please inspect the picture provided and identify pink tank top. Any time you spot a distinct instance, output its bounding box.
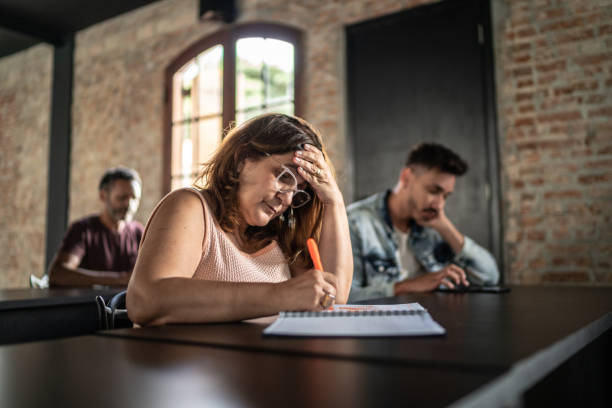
[143,188,291,283]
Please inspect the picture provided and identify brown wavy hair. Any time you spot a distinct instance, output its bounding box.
[194,113,332,268]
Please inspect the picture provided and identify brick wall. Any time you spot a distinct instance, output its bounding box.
[0,0,610,287]
[495,0,612,284]
[0,44,52,287]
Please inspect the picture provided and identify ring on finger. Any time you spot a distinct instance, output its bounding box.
[320,291,336,308]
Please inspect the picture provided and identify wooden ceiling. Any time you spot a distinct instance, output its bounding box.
[0,0,162,58]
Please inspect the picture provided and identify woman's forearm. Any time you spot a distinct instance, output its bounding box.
[127,278,279,326]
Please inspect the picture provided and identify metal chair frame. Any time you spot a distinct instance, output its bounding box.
[96,290,130,330]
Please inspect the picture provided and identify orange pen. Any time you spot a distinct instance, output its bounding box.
[307,238,324,270]
[308,238,335,309]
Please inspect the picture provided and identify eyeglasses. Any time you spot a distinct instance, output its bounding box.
[266,153,312,208]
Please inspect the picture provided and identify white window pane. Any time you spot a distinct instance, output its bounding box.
[181,137,193,180]
[197,117,222,170]
[171,33,296,191]
[172,45,224,191]
[268,103,294,117]
[236,38,265,110]
[172,75,184,122]
[170,123,195,191]
[197,45,223,116]
[236,37,294,113]
[236,108,266,126]
[264,39,294,102]
[171,124,185,177]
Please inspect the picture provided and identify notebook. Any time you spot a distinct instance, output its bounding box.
[263,303,445,337]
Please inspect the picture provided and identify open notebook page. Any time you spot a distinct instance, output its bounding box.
[263,303,445,337]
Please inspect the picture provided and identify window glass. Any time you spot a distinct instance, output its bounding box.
[236,37,294,125]
[171,45,223,190]
[168,27,299,192]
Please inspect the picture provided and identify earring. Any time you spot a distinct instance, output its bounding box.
[279,213,285,222]
[287,207,296,230]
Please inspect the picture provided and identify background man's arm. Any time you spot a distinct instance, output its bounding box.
[424,213,499,285]
[48,251,131,287]
[453,237,500,285]
[394,263,468,293]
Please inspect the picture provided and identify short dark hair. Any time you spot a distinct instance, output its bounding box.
[98,167,141,191]
[405,143,468,176]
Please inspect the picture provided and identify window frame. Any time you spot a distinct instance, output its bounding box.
[163,23,303,194]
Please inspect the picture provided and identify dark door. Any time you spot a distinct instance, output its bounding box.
[347,0,501,263]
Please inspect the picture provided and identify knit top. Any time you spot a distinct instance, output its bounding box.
[142,188,291,283]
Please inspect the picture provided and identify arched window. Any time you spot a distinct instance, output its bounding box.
[164,24,303,192]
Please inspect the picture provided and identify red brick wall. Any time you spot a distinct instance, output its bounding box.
[1,0,611,287]
[0,44,52,287]
[496,0,612,284]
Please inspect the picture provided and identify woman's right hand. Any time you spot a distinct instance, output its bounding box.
[273,269,338,311]
[294,144,344,206]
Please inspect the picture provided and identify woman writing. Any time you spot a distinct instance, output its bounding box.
[127,113,353,326]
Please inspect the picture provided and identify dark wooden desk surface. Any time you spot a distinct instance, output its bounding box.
[97,285,612,406]
[0,335,497,408]
[0,288,121,309]
[0,288,121,344]
[100,286,612,371]
[2,286,609,407]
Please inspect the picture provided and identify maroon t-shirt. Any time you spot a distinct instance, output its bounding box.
[59,215,144,272]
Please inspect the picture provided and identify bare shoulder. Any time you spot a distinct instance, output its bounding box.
[135,189,207,280]
[141,189,208,250]
[150,189,206,225]
[160,188,205,212]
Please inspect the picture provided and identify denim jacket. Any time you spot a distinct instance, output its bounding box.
[347,191,499,302]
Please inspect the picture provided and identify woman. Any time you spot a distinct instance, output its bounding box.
[127,113,353,326]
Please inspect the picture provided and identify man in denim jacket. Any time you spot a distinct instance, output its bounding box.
[347,143,499,302]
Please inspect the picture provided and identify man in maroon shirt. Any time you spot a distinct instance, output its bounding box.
[47,167,144,287]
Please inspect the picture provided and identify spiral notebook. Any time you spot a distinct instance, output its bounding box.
[263,303,445,337]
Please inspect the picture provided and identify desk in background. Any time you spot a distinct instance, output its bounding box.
[0,288,121,344]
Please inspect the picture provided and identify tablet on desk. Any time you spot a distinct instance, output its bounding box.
[436,285,510,293]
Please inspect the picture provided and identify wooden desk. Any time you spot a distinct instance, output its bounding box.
[0,335,497,408]
[100,286,612,367]
[0,288,121,344]
[98,285,612,406]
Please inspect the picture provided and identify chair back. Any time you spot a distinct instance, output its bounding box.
[96,290,132,330]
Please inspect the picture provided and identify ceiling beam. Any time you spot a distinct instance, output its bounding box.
[0,9,63,45]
